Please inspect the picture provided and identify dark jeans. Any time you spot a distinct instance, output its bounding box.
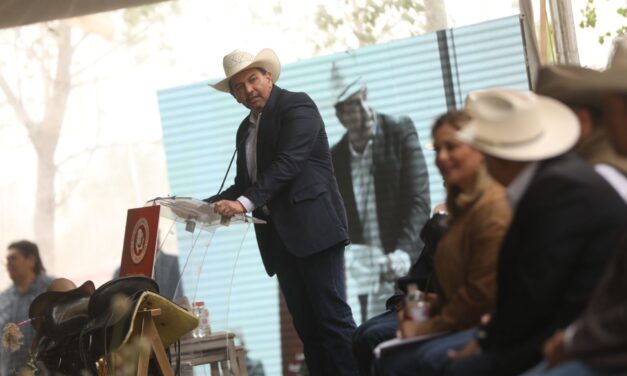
[443,347,496,376]
[273,230,358,376]
[377,329,475,376]
[521,360,623,376]
[353,310,399,376]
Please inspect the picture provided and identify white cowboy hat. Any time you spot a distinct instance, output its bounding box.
[583,37,627,94]
[209,48,281,93]
[457,89,580,161]
[335,77,366,106]
[534,64,603,109]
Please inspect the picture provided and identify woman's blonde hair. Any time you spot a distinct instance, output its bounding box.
[431,110,471,136]
[431,110,489,221]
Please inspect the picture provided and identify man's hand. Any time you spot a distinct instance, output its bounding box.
[380,250,411,282]
[447,338,480,361]
[480,313,491,325]
[213,200,246,218]
[544,330,569,367]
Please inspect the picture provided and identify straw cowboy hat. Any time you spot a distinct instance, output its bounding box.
[534,64,603,109]
[457,89,580,161]
[586,37,627,94]
[209,48,281,93]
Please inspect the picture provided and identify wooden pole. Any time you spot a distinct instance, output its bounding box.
[549,0,580,65]
[540,0,549,63]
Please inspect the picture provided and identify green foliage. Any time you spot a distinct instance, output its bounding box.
[579,0,597,28]
[122,1,181,46]
[579,0,627,44]
[314,0,427,51]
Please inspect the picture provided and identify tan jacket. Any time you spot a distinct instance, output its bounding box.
[413,169,511,334]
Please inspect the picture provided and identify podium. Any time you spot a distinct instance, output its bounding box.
[148,196,266,231]
[143,197,264,375]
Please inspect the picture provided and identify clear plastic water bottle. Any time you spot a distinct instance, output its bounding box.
[404,283,429,322]
[191,301,211,338]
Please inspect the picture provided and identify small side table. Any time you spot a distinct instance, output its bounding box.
[177,331,248,375]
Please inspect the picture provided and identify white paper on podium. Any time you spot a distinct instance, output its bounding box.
[373,331,449,359]
[146,196,266,231]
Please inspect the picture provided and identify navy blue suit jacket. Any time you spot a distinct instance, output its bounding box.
[213,85,349,276]
[482,152,627,375]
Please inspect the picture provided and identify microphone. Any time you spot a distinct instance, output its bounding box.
[212,126,251,200]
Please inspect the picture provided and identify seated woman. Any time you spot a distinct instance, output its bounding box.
[377,110,511,376]
[353,206,449,376]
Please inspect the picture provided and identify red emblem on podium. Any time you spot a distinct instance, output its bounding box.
[120,206,160,277]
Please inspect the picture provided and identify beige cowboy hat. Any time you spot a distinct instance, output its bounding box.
[209,48,281,93]
[457,89,580,161]
[534,64,603,109]
[582,37,627,94]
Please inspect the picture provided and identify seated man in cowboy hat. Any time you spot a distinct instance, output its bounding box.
[331,79,431,324]
[394,89,627,376]
[205,48,358,375]
[534,64,627,201]
[520,37,627,376]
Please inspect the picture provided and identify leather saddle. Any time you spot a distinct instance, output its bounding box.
[32,275,196,375]
[79,275,160,370]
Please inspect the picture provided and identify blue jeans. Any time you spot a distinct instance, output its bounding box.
[521,360,622,376]
[377,329,475,376]
[353,309,399,376]
[443,348,496,376]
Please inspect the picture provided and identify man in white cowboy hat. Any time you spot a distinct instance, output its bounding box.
[331,78,431,323]
[206,48,358,375]
[518,37,627,376]
[534,64,627,201]
[402,89,627,376]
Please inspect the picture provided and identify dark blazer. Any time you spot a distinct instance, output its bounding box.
[481,152,627,375]
[212,85,349,276]
[568,235,627,368]
[331,114,431,261]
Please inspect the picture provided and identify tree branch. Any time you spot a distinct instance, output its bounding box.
[0,74,36,133]
[72,19,155,78]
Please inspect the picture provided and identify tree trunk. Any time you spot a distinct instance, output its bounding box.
[30,23,73,266]
[35,150,56,267]
[519,0,542,88]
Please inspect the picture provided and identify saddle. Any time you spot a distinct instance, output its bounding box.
[31,276,198,375]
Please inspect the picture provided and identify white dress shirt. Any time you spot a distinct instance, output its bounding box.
[506,162,540,212]
[237,113,260,212]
